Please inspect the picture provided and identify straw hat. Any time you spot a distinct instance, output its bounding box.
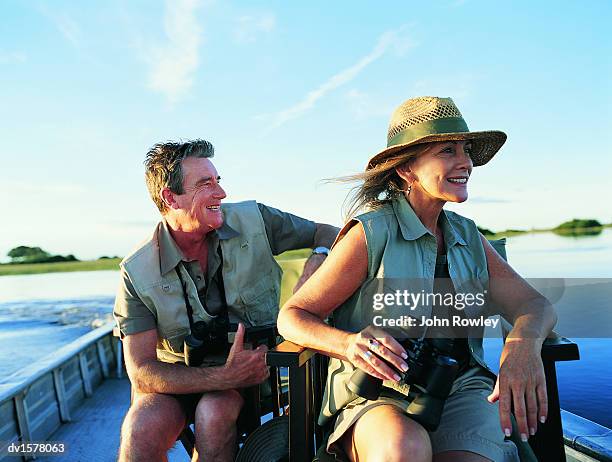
[367,96,507,169]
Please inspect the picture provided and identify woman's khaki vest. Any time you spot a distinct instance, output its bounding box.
[319,197,499,424]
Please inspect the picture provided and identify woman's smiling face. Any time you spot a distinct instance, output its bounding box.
[396,140,474,204]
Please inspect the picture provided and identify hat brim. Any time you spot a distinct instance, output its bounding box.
[366,130,507,170]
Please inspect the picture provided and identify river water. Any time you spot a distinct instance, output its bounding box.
[1,229,611,427]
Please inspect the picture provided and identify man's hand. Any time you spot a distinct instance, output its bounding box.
[222,323,270,388]
[293,253,327,293]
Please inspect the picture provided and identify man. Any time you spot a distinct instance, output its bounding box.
[113,139,338,462]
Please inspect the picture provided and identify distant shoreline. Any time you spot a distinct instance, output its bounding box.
[0,258,122,277]
[483,224,612,240]
[0,249,313,277]
[1,225,609,277]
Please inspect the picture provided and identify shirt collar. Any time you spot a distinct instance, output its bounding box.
[215,221,240,240]
[391,197,467,247]
[158,220,240,276]
[439,211,467,247]
[392,197,429,241]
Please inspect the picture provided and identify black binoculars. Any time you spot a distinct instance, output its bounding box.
[347,338,460,431]
[184,320,276,367]
[184,317,230,367]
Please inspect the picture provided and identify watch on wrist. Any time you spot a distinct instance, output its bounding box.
[311,246,330,256]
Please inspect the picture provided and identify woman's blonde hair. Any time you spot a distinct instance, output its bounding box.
[338,144,430,220]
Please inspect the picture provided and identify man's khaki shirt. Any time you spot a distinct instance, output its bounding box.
[113,202,315,362]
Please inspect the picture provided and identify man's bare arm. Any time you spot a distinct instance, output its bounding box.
[124,324,269,394]
[313,223,339,249]
[293,223,339,293]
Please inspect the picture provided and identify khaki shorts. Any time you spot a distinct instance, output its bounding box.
[327,365,520,461]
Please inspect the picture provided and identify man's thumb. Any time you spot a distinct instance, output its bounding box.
[228,323,245,360]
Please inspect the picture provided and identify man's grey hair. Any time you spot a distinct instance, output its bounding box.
[144,139,215,213]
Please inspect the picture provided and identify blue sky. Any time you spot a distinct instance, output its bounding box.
[1,0,611,260]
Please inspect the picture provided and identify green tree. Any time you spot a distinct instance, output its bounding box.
[553,219,603,237]
[554,219,602,230]
[7,246,51,263]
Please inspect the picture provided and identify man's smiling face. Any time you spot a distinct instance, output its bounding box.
[172,157,227,233]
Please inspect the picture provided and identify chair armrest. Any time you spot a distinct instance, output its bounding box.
[530,331,580,461]
[266,340,317,368]
[265,340,320,462]
[501,317,580,363]
[541,331,580,362]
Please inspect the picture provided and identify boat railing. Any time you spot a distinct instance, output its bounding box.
[0,322,119,461]
[563,409,612,461]
[1,321,611,461]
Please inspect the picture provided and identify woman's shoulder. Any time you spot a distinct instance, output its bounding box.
[355,202,396,224]
[353,203,398,240]
[333,204,395,247]
[332,203,396,251]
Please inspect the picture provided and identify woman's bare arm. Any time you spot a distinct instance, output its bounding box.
[277,222,408,381]
[278,222,368,359]
[481,234,557,441]
[481,234,557,339]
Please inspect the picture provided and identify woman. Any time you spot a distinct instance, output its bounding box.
[278,96,557,462]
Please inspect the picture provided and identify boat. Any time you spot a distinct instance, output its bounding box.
[0,322,611,461]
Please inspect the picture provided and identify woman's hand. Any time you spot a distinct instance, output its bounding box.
[344,326,409,382]
[487,338,548,442]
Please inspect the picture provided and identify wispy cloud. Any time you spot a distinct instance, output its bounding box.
[344,89,370,118]
[0,50,27,64]
[344,89,395,120]
[411,73,480,102]
[146,0,203,104]
[53,14,81,47]
[233,12,275,44]
[38,6,82,48]
[37,5,104,68]
[265,26,417,130]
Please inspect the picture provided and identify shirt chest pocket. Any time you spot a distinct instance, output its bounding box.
[239,275,278,326]
[144,281,192,346]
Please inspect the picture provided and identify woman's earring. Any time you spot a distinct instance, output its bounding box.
[406,183,412,195]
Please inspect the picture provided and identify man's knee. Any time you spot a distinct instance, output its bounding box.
[194,389,244,428]
[122,394,186,451]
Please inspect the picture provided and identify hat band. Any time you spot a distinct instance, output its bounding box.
[388,117,470,148]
